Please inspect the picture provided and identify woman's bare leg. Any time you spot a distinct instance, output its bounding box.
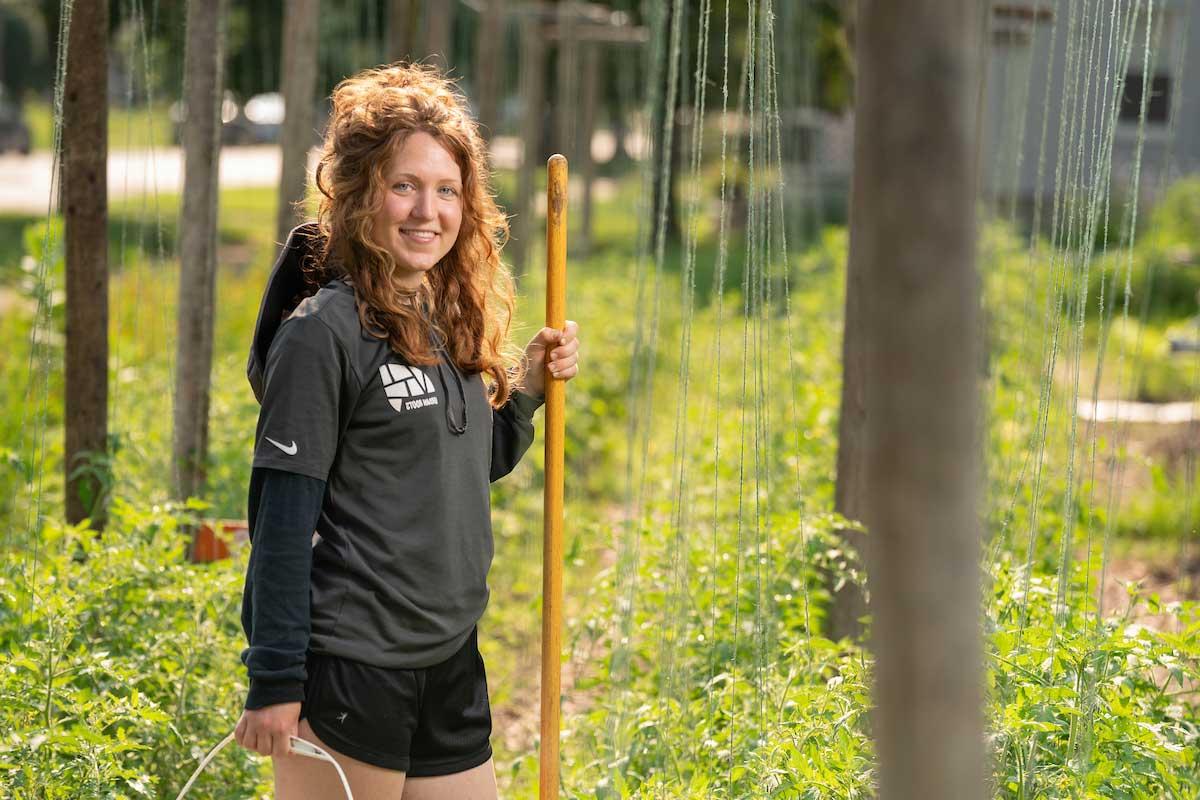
[274,718,407,799]
[400,757,498,800]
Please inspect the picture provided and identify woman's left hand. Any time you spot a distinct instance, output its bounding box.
[521,320,580,399]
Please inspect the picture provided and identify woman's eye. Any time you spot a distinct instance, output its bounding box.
[394,182,413,192]
[439,186,459,197]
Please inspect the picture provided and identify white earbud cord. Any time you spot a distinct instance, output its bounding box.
[174,731,354,800]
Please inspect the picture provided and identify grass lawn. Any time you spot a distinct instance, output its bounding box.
[23,99,176,151]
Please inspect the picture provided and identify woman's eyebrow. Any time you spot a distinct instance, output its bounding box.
[390,171,462,185]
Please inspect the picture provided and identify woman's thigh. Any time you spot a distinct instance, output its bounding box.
[400,757,498,800]
[274,718,407,799]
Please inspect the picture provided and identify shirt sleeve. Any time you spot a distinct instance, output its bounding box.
[252,314,351,481]
[240,466,326,710]
[490,388,544,482]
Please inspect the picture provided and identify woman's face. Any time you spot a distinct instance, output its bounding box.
[373,131,464,290]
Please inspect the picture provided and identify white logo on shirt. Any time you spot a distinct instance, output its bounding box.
[379,363,439,413]
[265,436,298,455]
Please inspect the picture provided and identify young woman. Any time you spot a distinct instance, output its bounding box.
[235,62,580,799]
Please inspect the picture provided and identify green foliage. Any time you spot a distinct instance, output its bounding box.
[4,505,1196,798]
[1112,460,1200,541]
[1090,316,1199,403]
[1087,178,1200,322]
[0,219,65,531]
[0,502,270,799]
[988,554,1200,799]
[563,510,873,800]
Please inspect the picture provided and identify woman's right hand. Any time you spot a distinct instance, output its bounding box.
[235,701,302,758]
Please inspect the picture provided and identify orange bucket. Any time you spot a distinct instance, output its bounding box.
[190,519,249,563]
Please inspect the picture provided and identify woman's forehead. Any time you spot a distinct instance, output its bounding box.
[387,131,462,181]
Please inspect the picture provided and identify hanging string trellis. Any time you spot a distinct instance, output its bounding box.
[4,0,1195,796]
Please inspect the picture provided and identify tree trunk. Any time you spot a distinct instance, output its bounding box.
[276,0,320,246]
[554,2,578,163]
[63,0,109,530]
[828,246,869,640]
[386,0,418,63]
[827,0,867,647]
[173,0,227,502]
[578,41,600,256]
[852,2,985,800]
[512,16,545,279]
[473,0,505,139]
[423,0,454,72]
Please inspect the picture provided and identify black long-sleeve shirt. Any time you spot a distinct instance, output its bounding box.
[241,467,324,709]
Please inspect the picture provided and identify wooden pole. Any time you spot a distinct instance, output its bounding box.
[539,154,567,800]
[473,0,505,139]
[513,16,545,278]
[852,2,985,799]
[276,0,320,247]
[578,41,599,257]
[386,0,417,62]
[173,0,227,502]
[423,0,455,71]
[554,3,577,163]
[63,0,109,529]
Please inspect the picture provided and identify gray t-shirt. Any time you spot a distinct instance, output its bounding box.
[252,278,543,667]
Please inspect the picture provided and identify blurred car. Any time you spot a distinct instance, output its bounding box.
[225,92,284,145]
[0,87,32,155]
[170,92,325,147]
[170,91,241,145]
[230,92,329,147]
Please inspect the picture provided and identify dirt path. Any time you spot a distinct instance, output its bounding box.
[1095,543,1200,630]
[491,549,618,758]
[0,286,27,316]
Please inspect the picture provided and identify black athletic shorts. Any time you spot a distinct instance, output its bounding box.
[299,625,493,776]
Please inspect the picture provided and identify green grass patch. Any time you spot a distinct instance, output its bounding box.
[24,100,175,152]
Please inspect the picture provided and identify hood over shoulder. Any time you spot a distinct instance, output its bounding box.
[247,222,325,403]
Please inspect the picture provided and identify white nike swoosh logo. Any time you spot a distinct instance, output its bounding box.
[265,436,298,456]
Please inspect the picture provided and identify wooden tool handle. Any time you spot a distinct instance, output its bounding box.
[540,154,567,800]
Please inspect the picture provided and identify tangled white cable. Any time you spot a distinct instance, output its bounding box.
[174,731,354,800]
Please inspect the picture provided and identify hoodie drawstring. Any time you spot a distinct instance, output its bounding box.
[430,329,468,436]
[417,299,467,436]
[435,359,468,435]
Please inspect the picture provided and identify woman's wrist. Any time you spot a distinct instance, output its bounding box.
[511,357,544,400]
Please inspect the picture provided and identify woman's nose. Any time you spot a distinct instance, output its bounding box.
[410,190,436,219]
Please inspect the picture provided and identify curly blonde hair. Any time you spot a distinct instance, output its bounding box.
[310,62,523,409]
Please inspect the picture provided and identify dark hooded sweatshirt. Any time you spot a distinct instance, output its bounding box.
[240,224,543,709]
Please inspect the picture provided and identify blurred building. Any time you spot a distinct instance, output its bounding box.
[982,1,1200,228]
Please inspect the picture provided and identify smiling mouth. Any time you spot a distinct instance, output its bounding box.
[401,229,438,243]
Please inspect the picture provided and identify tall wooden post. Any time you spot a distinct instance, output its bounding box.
[276,0,320,246]
[577,41,599,256]
[851,2,985,799]
[473,0,506,139]
[63,0,109,529]
[173,0,227,502]
[424,0,455,71]
[829,0,868,646]
[539,153,567,800]
[386,0,418,62]
[554,3,578,163]
[513,16,545,277]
